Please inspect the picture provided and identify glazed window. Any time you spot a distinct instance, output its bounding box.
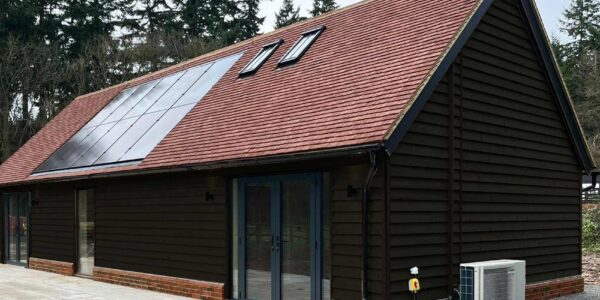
[278,26,325,66]
[239,40,283,76]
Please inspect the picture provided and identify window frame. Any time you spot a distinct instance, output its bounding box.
[239,39,283,77]
[278,26,326,67]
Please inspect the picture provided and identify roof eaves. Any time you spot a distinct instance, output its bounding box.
[6,142,384,187]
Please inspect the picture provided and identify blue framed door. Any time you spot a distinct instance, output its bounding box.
[3,192,29,266]
[236,173,324,300]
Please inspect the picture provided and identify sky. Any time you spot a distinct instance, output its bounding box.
[258,0,573,42]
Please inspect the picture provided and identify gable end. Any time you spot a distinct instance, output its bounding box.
[384,0,594,174]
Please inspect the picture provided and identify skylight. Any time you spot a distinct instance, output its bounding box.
[279,26,325,66]
[35,53,243,173]
[239,39,282,76]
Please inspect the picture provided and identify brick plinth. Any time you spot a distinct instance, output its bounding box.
[526,275,584,300]
[93,267,224,300]
[28,258,75,276]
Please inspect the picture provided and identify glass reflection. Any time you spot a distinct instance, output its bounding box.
[245,184,272,300]
[77,189,95,276]
[281,180,311,300]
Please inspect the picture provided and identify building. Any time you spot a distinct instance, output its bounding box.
[0,0,594,299]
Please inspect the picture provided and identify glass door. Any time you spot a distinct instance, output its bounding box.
[76,189,95,276]
[242,182,275,299]
[235,174,326,300]
[3,192,29,266]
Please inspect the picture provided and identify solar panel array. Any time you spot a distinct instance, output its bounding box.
[35,53,242,173]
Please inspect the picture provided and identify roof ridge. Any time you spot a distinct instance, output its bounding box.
[78,0,376,99]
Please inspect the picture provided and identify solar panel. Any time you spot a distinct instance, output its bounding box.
[35,53,242,173]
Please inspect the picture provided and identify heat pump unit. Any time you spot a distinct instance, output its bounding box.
[460,260,525,300]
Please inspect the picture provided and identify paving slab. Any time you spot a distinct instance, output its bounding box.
[0,264,190,300]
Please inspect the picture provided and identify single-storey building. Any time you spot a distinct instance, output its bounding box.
[0,0,594,299]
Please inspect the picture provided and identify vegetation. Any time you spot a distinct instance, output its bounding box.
[310,0,339,17]
[583,207,600,252]
[554,0,600,162]
[275,0,305,29]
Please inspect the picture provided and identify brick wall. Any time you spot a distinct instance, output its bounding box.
[28,258,75,276]
[93,267,224,300]
[526,276,584,300]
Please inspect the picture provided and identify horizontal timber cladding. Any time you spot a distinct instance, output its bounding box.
[30,183,76,263]
[330,160,387,300]
[388,0,582,299]
[93,172,228,283]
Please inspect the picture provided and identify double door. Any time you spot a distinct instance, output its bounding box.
[3,193,29,266]
[235,174,329,300]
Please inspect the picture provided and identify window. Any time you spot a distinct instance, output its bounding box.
[239,39,282,76]
[278,26,325,66]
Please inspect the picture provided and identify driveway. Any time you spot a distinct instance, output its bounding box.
[0,264,189,300]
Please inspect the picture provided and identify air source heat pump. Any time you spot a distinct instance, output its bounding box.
[460,260,525,300]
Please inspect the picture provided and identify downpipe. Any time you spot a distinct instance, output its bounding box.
[582,171,599,192]
[362,150,379,300]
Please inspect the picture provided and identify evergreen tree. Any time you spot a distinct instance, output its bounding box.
[234,0,264,41]
[180,0,240,42]
[122,0,182,37]
[275,0,304,29]
[310,0,338,17]
[59,0,125,57]
[561,0,600,56]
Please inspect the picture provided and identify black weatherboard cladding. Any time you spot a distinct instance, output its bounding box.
[30,184,76,263]
[94,173,228,282]
[387,0,582,298]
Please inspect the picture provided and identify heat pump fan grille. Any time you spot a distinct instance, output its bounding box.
[483,267,515,300]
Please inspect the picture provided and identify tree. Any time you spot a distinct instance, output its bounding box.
[557,0,600,162]
[59,0,125,58]
[121,0,183,37]
[234,0,264,41]
[310,0,338,17]
[275,0,304,29]
[561,0,600,56]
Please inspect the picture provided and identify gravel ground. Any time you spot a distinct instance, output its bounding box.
[558,252,600,300]
[583,252,600,285]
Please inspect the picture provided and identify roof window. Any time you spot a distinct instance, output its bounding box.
[278,26,325,66]
[239,39,282,76]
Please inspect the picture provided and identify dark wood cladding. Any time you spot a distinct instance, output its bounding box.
[388,0,582,298]
[94,173,228,283]
[30,183,76,263]
[330,161,386,300]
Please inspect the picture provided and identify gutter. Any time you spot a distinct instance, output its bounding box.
[362,150,380,300]
[5,143,382,188]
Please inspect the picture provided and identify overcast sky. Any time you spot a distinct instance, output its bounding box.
[258,0,573,42]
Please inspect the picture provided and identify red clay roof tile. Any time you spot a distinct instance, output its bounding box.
[0,0,480,186]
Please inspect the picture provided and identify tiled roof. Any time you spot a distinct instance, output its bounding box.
[0,0,481,186]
